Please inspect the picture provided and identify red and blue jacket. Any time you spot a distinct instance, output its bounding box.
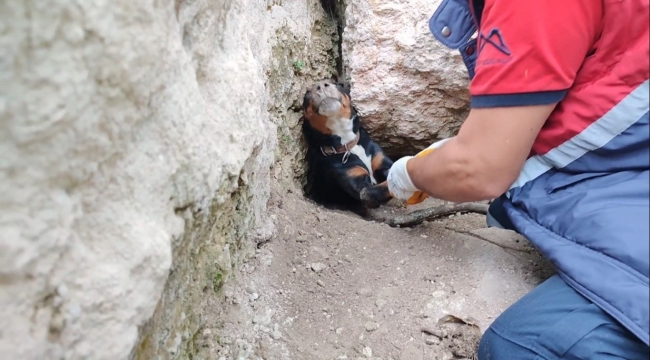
[429,0,649,345]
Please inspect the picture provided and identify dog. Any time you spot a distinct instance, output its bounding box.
[300,79,394,212]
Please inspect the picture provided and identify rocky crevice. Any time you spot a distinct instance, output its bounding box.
[130,1,343,359]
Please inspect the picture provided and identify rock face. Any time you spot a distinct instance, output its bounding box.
[342,0,471,156]
[0,0,337,359]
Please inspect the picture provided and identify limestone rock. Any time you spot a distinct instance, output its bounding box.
[342,0,472,156]
[0,0,337,359]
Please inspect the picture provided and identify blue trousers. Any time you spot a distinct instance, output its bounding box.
[480,196,650,360]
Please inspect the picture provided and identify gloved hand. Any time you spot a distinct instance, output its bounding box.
[387,137,452,205]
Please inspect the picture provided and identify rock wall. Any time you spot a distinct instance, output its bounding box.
[342,0,471,156]
[0,0,338,359]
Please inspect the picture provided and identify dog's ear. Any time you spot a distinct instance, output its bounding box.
[336,82,351,96]
[301,90,312,111]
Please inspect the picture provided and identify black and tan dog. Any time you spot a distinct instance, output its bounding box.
[301,79,394,211]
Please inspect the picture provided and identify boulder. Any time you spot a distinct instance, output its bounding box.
[0,0,337,359]
[342,0,471,156]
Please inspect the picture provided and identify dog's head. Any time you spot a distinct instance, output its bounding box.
[301,80,354,134]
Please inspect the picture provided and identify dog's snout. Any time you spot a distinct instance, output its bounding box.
[315,82,331,92]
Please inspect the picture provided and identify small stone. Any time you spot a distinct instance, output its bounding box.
[202,328,212,337]
[375,299,387,310]
[317,280,325,287]
[336,327,344,334]
[249,293,260,301]
[364,322,379,332]
[311,263,327,272]
[253,311,272,326]
[362,346,373,357]
[424,336,440,345]
[316,232,323,238]
[271,331,282,340]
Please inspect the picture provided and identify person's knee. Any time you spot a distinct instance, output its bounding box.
[478,328,509,360]
[478,327,541,360]
[486,195,517,231]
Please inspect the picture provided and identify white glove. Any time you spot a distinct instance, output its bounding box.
[387,137,453,205]
[387,155,420,202]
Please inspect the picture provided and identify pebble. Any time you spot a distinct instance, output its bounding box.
[375,299,387,310]
[253,311,272,326]
[364,322,379,332]
[362,346,373,357]
[271,330,282,340]
[202,328,212,337]
[249,293,260,301]
[311,263,327,272]
[425,336,440,345]
[317,280,325,287]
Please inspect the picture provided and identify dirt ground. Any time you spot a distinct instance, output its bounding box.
[201,189,556,360]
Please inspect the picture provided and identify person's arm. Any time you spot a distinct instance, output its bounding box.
[388,0,602,204]
[406,104,556,203]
